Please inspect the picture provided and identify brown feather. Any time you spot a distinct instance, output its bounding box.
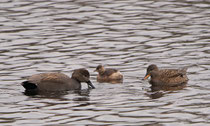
[95,65,123,83]
[145,64,188,87]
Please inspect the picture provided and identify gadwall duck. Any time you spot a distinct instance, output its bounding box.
[94,65,123,83]
[144,64,188,87]
[21,68,95,92]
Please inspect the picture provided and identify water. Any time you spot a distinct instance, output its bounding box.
[0,0,210,125]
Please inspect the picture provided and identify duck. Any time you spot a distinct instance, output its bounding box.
[144,64,188,87]
[94,65,123,83]
[21,68,95,92]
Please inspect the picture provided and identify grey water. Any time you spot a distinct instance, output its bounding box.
[0,0,210,125]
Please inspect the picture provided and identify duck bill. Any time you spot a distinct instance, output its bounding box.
[87,81,95,89]
[144,74,150,80]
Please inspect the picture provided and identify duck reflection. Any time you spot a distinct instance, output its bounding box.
[23,89,91,101]
[147,83,187,99]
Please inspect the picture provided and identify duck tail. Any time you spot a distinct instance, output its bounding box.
[182,66,188,71]
[21,81,37,90]
[180,66,188,74]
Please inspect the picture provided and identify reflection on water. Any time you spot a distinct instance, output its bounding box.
[1,0,210,125]
[147,84,187,99]
[23,89,91,102]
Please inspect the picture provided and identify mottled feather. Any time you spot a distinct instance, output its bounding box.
[145,64,188,87]
[95,65,123,83]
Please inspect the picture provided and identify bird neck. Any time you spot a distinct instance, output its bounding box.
[98,67,106,75]
[71,77,81,83]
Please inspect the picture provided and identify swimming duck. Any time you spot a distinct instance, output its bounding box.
[94,65,123,83]
[144,64,188,87]
[21,68,95,92]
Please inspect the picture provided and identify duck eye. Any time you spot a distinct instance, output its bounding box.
[84,74,89,78]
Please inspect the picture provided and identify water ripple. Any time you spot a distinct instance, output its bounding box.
[0,0,210,125]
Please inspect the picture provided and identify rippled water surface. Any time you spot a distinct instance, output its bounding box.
[1,0,210,125]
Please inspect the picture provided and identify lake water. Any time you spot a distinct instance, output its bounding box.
[0,0,210,125]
